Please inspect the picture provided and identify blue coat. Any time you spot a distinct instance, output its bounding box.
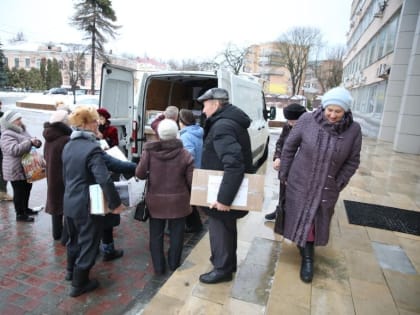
[180,124,203,168]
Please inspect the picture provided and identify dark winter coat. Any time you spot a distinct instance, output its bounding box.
[279,108,362,247]
[135,139,193,219]
[273,123,292,161]
[43,121,72,215]
[201,104,253,219]
[62,130,121,220]
[0,122,33,181]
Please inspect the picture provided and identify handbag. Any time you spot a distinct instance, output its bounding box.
[21,147,46,183]
[134,159,150,222]
[134,199,149,222]
[274,184,286,235]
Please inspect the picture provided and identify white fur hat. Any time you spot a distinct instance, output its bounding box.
[49,110,69,124]
[157,119,179,140]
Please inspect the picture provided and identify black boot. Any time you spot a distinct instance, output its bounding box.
[52,215,63,241]
[69,268,99,297]
[300,242,314,283]
[102,242,124,262]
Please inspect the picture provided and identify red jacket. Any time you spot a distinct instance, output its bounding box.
[99,123,119,147]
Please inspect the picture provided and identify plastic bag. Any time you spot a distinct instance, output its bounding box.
[21,147,46,183]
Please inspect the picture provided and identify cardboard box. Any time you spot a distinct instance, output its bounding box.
[190,169,264,211]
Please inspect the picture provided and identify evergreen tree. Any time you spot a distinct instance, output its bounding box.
[71,0,120,94]
[0,41,8,87]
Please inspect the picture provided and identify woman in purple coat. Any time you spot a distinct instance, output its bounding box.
[279,87,362,283]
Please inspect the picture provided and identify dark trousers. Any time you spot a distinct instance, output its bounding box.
[208,215,238,273]
[149,217,185,273]
[102,227,113,244]
[185,206,203,229]
[66,215,104,272]
[11,180,32,215]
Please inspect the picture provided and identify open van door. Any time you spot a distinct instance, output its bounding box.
[100,63,135,159]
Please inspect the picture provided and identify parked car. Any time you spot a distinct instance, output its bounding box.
[44,87,68,95]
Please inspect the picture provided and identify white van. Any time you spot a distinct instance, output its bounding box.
[99,63,276,169]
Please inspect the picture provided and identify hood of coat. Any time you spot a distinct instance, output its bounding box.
[206,104,251,130]
[180,124,203,139]
[70,129,97,142]
[143,139,184,161]
[43,122,73,143]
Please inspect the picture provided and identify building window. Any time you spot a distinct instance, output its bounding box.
[25,58,30,68]
[14,57,19,68]
[36,59,41,68]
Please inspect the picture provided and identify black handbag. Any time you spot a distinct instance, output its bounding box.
[134,167,149,222]
[274,184,286,235]
[134,199,149,222]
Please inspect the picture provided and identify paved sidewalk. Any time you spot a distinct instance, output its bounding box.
[0,181,207,314]
[140,137,420,315]
[1,135,419,315]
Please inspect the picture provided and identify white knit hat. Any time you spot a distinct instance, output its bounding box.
[2,110,22,124]
[49,110,69,124]
[157,119,179,140]
[322,87,353,112]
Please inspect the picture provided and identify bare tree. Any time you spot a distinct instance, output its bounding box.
[276,27,322,95]
[63,44,88,103]
[8,32,26,43]
[168,59,219,71]
[218,43,249,74]
[312,45,345,94]
[71,0,120,94]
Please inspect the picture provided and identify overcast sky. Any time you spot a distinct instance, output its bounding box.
[0,0,352,61]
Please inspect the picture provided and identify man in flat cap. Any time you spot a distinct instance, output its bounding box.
[197,88,253,284]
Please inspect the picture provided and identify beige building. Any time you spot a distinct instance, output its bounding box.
[244,43,292,95]
[343,0,420,154]
[2,42,137,91]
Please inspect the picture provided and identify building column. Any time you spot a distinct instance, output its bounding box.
[393,4,420,154]
[378,0,420,145]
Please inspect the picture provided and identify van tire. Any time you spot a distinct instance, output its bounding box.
[256,138,269,169]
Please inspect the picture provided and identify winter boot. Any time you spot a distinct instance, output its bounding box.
[69,268,99,297]
[300,242,314,283]
[101,242,124,262]
[52,215,63,241]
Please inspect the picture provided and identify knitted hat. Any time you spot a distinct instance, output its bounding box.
[179,109,196,126]
[322,87,353,112]
[157,119,179,140]
[49,109,69,124]
[69,105,99,128]
[283,103,306,120]
[2,110,22,124]
[97,108,111,120]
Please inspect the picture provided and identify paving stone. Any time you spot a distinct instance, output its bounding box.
[372,242,417,274]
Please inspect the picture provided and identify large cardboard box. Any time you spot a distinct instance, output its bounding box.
[190,169,264,211]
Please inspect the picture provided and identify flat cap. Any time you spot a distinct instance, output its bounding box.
[197,88,229,102]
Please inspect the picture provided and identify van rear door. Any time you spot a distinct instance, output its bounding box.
[219,71,269,167]
[100,63,135,157]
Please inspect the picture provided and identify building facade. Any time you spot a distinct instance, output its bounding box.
[343,0,420,154]
[244,42,292,95]
[2,42,137,92]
